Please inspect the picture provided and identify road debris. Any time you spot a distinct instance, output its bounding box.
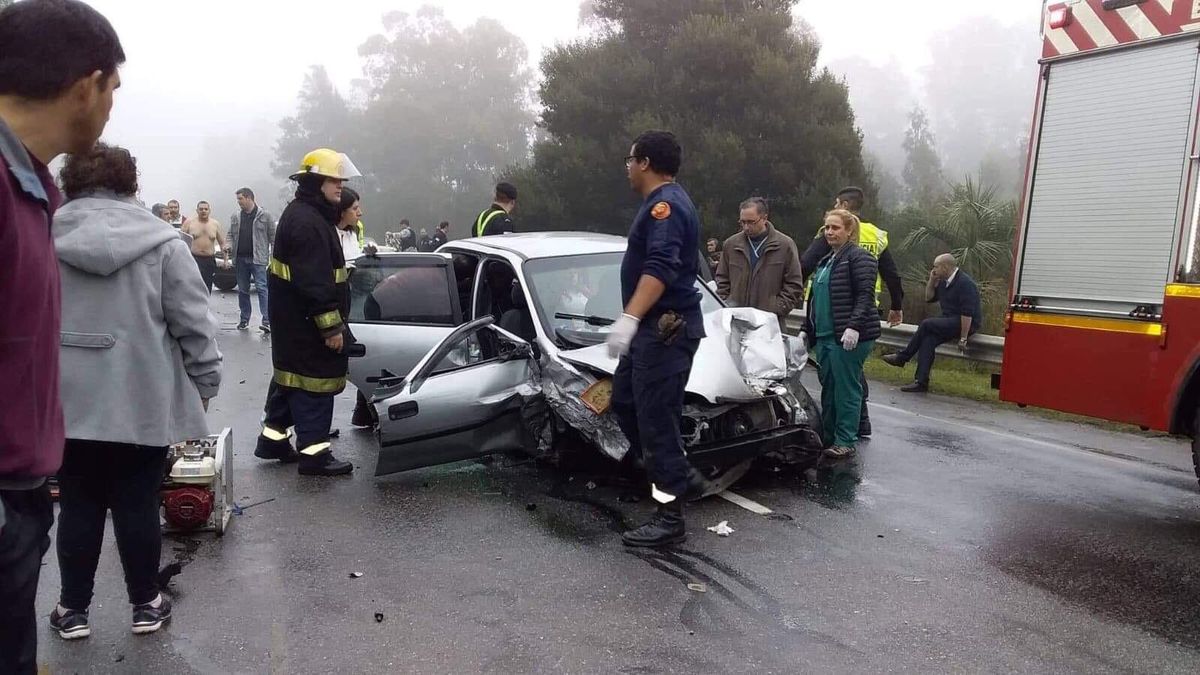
[374,612,385,623]
[349,572,364,579]
[706,520,735,537]
[687,583,707,593]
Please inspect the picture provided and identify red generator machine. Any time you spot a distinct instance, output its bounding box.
[161,428,233,534]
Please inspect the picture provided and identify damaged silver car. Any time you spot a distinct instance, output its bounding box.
[347,233,824,494]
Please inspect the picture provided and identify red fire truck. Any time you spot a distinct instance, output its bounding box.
[1000,0,1200,482]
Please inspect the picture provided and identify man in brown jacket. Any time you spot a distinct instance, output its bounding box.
[715,197,804,326]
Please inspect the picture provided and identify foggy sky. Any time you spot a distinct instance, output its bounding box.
[81,0,1042,219]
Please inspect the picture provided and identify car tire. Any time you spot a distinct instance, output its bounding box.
[1192,403,1200,489]
[213,274,237,292]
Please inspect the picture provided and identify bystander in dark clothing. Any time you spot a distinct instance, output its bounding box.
[883,255,981,392]
[0,1,125,664]
[432,221,450,249]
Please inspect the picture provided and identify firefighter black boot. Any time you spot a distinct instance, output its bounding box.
[298,452,353,477]
[254,435,299,463]
[621,500,686,547]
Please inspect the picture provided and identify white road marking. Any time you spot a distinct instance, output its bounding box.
[719,490,774,515]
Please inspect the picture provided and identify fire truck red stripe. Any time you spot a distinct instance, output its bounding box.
[1061,14,1099,51]
[1137,0,1182,35]
[1042,40,1060,59]
[1091,0,1140,44]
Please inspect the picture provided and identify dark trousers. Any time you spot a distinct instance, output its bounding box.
[263,381,335,454]
[56,441,167,609]
[896,316,963,386]
[0,484,53,675]
[611,341,698,500]
[194,255,216,293]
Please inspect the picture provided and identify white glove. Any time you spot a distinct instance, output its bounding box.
[605,313,640,359]
[840,328,859,351]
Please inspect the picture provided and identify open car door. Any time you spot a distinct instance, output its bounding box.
[347,253,463,396]
[372,317,541,476]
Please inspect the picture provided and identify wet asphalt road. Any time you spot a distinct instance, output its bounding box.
[36,292,1200,674]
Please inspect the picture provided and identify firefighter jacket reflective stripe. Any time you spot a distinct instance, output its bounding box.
[267,192,351,395]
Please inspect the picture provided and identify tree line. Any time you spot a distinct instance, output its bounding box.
[275,0,1023,334]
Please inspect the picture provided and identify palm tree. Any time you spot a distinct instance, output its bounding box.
[901,177,1017,285]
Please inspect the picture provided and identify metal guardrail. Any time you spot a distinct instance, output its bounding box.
[783,310,1004,366]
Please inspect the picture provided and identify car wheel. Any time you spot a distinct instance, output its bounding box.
[1192,403,1200,489]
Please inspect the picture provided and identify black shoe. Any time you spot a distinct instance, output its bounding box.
[254,436,299,463]
[259,324,271,334]
[900,382,929,393]
[881,354,905,367]
[131,595,171,634]
[351,403,376,429]
[298,453,353,476]
[622,502,686,547]
[823,445,857,459]
[858,419,872,438]
[236,321,249,331]
[49,606,90,640]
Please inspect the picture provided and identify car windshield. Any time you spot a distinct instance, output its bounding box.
[523,251,722,350]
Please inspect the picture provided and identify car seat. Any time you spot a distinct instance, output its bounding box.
[499,282,536,343]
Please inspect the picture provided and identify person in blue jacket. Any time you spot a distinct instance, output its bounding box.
[606,130,705,547]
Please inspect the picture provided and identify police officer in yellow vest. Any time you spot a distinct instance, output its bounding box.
[254,148,360,476]
[473,182,517,237]
[802,186,904,438]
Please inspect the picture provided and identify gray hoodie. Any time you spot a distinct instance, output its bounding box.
[54,194,222,447]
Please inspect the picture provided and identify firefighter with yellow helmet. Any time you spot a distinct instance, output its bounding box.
[253,148,361,476]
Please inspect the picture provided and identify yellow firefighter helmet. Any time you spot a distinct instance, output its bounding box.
[289,148,362,181]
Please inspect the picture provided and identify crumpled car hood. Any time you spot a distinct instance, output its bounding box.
[558,307,805,404]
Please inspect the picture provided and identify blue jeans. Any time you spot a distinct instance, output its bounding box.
[235,257,268,325]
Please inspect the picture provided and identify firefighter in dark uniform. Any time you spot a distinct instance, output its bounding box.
[472,182,517,237]
[253,148,360,476]
[607,130,705,547]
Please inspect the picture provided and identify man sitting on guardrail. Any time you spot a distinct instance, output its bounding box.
[882,253,981,393]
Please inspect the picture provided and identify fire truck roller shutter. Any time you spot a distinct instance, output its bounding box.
[1018,37,1200,314]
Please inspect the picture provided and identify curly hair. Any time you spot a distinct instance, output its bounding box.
[59,142,138,199]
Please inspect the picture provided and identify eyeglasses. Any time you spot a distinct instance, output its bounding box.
[624,155,645,167]
[738,218,761,226]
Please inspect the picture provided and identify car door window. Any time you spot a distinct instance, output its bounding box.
[429,330,497,376]
[349,254,461,325]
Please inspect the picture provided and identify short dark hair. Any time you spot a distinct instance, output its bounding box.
[59,142,138,200]
[0,0,125,100]
[632,130,682,177]
[197,200,210,207]
[739,197,769,217]
[438,221,449,230]
[337,186,360,217]
[836,186,865,211]
[495,182,518,202]
[236,187,255,201]
[167,199,180,206]
[400,218,410,226]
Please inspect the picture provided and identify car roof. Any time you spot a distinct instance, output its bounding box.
[443,232,627,261]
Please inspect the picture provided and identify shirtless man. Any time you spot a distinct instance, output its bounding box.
[181,200,227,292]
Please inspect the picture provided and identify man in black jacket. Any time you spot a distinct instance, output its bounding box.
[882,253,981,392]
[801,187,903,438]
[253,148,359,476]
[473,182,517,236]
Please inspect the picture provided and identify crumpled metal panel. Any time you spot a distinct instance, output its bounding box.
[539,358,630,461]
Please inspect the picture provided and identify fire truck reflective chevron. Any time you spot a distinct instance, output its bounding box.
[1003,2,1200,482]
[1042,0,1200,60]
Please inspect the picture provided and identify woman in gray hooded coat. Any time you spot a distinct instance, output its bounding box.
[48,144,221,640]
